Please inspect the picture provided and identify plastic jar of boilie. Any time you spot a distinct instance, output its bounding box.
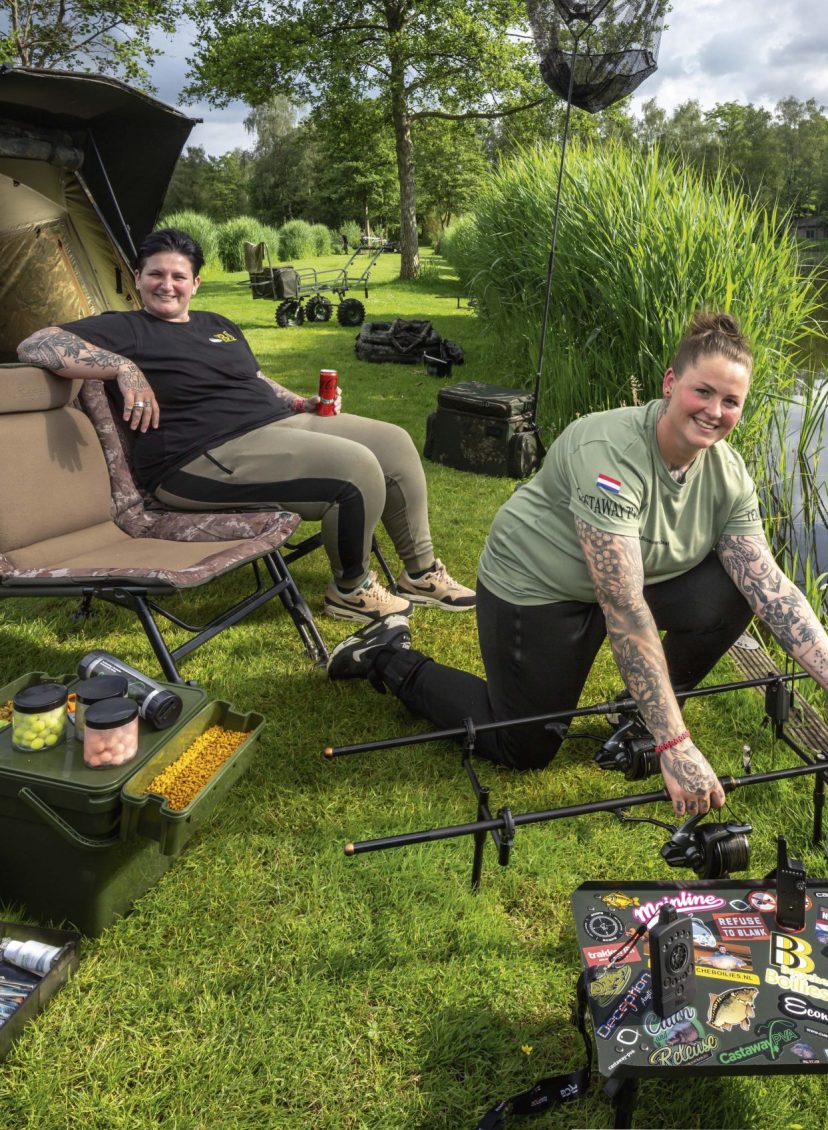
[12,683,68,752]
[83,698,140,769]
[74,675,128,740]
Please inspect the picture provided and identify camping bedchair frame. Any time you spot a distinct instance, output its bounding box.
[0,365,328,683]
[243,239,396,329]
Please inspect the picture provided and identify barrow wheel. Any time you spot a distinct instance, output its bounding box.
[337,298,365,327]
[306,296,333,323]
[275,300,305,328]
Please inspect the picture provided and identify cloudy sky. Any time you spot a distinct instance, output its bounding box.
[153,1,828,155]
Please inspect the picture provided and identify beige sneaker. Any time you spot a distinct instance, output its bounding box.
[396,559,475,610]
[324,571,412,623]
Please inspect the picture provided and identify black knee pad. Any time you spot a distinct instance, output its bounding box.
[375,647,432,696]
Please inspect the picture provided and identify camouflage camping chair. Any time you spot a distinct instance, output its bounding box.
[0,364,328,682]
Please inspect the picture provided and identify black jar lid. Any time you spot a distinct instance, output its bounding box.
[84,698,139,729]
[75,676,128,705]
[13,683,68,714]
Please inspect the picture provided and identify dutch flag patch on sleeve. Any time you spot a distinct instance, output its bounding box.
[596,473,622,494]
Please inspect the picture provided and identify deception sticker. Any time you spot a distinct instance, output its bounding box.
[595,971,652,1040]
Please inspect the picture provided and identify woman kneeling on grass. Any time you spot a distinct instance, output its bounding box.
[17,227,474,623]
[329,311,828,818]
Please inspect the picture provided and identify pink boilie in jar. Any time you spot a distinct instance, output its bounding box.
[83,698,140,769]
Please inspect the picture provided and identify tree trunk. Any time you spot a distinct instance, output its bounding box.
[388,52,419,278]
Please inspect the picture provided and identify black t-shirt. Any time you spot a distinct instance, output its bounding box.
[60,309,290,491]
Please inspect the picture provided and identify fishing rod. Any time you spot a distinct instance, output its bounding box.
[343,759,828,884]
[327,669,825,887]
[323,670,809,760]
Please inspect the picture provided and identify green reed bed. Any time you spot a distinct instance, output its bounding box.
[441,143,821,462]
[0,255,826,1129]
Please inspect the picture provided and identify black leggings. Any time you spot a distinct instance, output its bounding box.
[378,553,752,769]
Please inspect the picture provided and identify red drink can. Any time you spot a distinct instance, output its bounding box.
[317,369,338,416]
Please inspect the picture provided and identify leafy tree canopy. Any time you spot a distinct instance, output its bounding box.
[184,0,547,275]
[0,0,180,88]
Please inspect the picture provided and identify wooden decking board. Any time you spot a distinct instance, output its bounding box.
[727,633,828,754]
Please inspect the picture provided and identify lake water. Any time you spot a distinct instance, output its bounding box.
[771,386,828,586]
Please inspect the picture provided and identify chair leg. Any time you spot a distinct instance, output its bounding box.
[103,552,329,681]
[265,553,329,665]
[371,536,395,589]
[130,593,187,683]
[284,529,395,590]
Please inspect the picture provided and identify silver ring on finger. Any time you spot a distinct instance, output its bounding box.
[133,401,145,408]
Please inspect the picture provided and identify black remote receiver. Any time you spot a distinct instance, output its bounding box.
[775,835,807,931]
[649,904,696,1019]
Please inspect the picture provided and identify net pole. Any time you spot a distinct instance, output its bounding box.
[530,32,580,428]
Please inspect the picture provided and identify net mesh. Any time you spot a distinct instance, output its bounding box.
[527,0,665,113]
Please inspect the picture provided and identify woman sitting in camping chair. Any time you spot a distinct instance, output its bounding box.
[17,227,474,624]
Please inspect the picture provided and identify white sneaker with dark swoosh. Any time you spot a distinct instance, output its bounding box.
[396,559,475,610]
[324,571,412,622]
[327,614,411,681]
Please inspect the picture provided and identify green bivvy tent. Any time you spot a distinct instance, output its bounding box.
[0,65,197,360]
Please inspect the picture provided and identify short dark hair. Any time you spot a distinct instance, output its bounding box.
[135,228,204,276]
[672,311,753,377]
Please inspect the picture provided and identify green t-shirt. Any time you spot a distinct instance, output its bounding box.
[478,400,764,605]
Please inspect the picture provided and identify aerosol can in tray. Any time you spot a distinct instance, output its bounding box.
[76,651,183,730]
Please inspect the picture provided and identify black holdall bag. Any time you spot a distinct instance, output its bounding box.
[355,319,464,370]
[424,381,545,479]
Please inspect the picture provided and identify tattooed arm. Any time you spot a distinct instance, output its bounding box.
[576,516,726,817]
[255,371,342,416]
[17,326,159,431]
[717,533,828,687]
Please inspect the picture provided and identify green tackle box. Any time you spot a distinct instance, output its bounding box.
[0,672,262,936]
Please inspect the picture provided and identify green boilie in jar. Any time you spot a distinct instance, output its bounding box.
[12,683,68,751]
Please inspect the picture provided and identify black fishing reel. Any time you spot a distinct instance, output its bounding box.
[661,814,752,879]
[594,715,661,780]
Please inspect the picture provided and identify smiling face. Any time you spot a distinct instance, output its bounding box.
[134,251,200,322]
[657,352,751,468]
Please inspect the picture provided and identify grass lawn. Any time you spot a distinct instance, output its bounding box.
[0,252,825,1129]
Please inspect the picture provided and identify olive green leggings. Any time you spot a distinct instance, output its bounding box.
[154,413,435,585]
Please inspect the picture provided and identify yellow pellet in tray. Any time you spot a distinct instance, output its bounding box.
[0,700,12,728]
[144,725,250,811]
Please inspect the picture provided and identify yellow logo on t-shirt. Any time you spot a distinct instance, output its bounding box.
[209,331,237,343]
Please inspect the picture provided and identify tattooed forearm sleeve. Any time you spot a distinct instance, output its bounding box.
[576,516,724,816]
[17,327,144,386]
[255,371,305,413]
[717,533,828,687]
[575,516,685,741]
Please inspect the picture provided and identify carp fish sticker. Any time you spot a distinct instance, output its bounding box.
[599,892,640,909]
[706,986,758,1032]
